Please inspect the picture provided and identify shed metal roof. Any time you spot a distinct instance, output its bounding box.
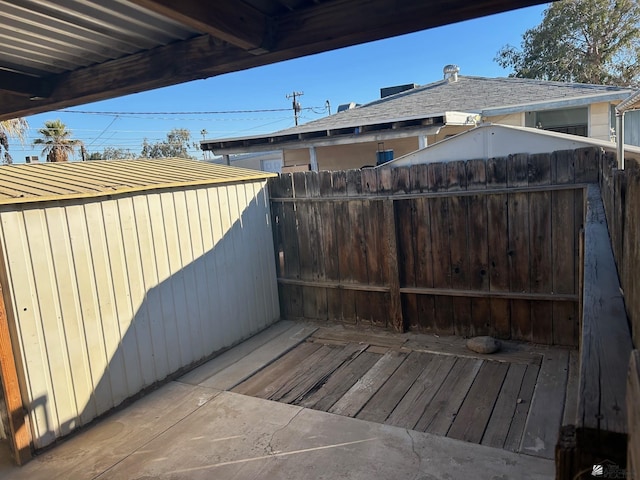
[0,157,275,205]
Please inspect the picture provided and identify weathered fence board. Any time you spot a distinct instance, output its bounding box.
[595,152,639,480]
[269,149,598,344]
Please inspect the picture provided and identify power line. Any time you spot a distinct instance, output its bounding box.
[59,107,321,115]
[87,115,119,147]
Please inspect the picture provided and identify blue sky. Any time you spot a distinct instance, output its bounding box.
[14,3,548,162]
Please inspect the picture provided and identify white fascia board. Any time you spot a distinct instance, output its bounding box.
[483,91,632,117]
[616,90,640,113]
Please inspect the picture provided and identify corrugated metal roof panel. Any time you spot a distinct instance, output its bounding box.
[0,158,276,205]
[0,0,201,77]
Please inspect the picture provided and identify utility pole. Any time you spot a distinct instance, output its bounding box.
[286,91,303,126]
[201,129,207,160]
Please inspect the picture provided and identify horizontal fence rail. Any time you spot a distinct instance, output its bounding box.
[269,148,601,346]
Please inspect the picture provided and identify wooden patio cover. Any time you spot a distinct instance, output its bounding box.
[0,0,549,121]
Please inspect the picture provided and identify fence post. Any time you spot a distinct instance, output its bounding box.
[383,199,404,332]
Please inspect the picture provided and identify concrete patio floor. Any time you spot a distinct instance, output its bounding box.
[0,321,556,479]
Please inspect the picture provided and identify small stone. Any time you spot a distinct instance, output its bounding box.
[466,336,501,354]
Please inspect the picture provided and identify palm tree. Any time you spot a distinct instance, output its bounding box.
[33,119,83,162]
[0,118,29,164]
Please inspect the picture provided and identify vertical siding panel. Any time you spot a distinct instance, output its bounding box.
[159,192,190,367]
[251,182,271,329]
[237,183,261,334]
[195,188,222,353]
[83,202,129,408]
[221,185,247,340]
[149,193,181,374]
[0,211,56,448]
[101,199,143,396]
[185,189,210,358]
[16,209,75,442]
[172,191,205,362]
[34,207,86,438]
[235,182,260,337]
[117,197,156,388]
[131,195,169,380]
[239,183,263,329]
[209,187,234,347]
[65,204,111,422]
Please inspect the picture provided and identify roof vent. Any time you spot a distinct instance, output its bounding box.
[337,102,358,112]
[443,64,460,82]
[380,83,418,98]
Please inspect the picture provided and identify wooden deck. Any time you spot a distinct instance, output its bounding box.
[228,323,577,460]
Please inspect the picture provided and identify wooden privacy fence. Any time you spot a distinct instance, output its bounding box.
[269,148,601,347]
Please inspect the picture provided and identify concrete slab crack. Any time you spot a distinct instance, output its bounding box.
[406,429,423,478]
[265,407,303,456]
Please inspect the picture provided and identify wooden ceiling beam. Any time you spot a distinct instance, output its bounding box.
[126,0,269,51]
[0,71,53,99]
[0,35,260,120]
[272,0,548,53]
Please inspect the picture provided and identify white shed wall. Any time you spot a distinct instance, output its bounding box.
[0,180,279,449]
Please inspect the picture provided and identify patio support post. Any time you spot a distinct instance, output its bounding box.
[0,283,31,465]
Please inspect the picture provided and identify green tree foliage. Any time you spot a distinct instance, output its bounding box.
[87,147,135,161]
[495,0,640,85]
[33,119,84,162]
[0,118,29,164]
[141,128,195,159]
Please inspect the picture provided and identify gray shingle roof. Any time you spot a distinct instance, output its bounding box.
[270,76,632,135]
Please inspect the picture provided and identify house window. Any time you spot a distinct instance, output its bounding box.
[525,107,588,136]
[610,105,640,147]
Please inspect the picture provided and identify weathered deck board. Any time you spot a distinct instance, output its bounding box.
[281,343,368,404]
[178,320,295,386]
[562,349,579,426]
[312,327,408,348]
[356,351,429,423]
[579,185,632,436]
[298,351,381,411]
[520,349,569,459]
[197,325,318,390]
[417,357,483,435]
[503,363,540,452]
[266,345,336,401]
[403,335,542,366]
[328,350,406,417]
[219,322,571,459]
[481,363,527,449]
[231,341,323,397]
[448,361,509,443]
[386,354,457,429]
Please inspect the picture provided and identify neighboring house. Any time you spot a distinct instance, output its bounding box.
[206,150,283,173]
[201,66,637,172]
[382,123,640,167]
